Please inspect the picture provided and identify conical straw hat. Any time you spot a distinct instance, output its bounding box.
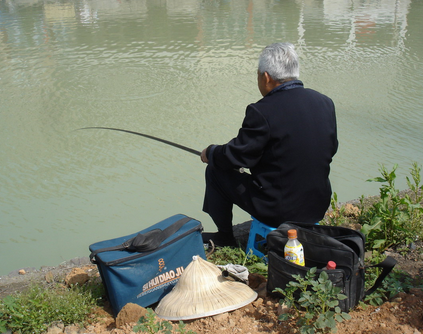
[155,255,257,321]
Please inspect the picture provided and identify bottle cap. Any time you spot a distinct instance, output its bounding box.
[326,261,336,270]
[287,229,297,239]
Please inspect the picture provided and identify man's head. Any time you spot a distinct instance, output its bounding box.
[257,43,299,96]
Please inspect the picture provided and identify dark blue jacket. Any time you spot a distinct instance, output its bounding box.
[208,81,338,225]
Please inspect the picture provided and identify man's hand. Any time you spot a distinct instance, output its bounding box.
[201,148,209,163]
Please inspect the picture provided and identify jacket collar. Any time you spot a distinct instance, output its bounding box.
[267,80,303,96]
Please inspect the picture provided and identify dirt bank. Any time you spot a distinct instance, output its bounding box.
[1,190,422,333]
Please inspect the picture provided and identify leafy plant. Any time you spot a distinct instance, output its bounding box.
[133,308,197,334]
[133,308,172,334]
[0,283,98,334]
[274,267,351,333]
[174,321,197,334]
[0,319,7,334]
[361,163,423,252]
[326,192,348,226]
[208,246,268,276]
[404,162,423,236]
[406,162,423,204]
[364,265,417,307]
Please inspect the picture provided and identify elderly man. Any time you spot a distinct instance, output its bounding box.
[201,42,338,247]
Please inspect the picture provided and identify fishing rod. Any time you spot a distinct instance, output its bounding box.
[78,126,245,173]
[78,126,201,155]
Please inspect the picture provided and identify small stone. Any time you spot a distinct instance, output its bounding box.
[50,321,64,330]
[84,325,95,333]
[390,296,402,303]
[116,303,147,329]
[399,324,418,334]
[277,303,290,316]
[46,325,63,334]
[253,298,263,307]
[63,325,80,334]
[65,268,89,286]
[213,313,229,322]
[242,305,254,314]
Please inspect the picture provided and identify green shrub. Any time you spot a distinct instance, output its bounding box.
[363,256,421,307]
[0,283,100,334]
[360,163,423,252]
[274,267,351,334]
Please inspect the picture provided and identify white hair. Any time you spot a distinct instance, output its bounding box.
[258,43,300,81]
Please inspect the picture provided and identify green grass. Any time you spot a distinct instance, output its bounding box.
[207,246,268,276]
[0,282,104,334]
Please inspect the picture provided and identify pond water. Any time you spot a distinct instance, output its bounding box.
[1,0,422,275]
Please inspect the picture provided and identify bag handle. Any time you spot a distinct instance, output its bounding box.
[365,256,397,296]
[89,216,191,263]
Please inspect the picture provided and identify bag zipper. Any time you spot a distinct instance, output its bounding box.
[98,223,203,266]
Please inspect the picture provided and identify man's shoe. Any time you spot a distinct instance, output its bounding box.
[202,232,238,247]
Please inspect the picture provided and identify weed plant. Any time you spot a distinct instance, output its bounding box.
[323,162,423,309]
[362,267,421,307]
[133,308,196,334]
[274,267,351,334]
[207,246,268,276]
[327,192,349,226]
[0,283,102,334]
[360,163,423,252]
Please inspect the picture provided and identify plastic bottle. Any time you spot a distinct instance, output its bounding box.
[284,229,305,266]
[322,261,336,270]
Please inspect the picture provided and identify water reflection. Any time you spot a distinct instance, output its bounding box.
[0,0,422,275]
[1,0,413,53]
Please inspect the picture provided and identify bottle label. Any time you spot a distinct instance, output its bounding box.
[284,244,305,266]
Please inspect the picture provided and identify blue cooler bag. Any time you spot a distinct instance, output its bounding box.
[89,214,206,316]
